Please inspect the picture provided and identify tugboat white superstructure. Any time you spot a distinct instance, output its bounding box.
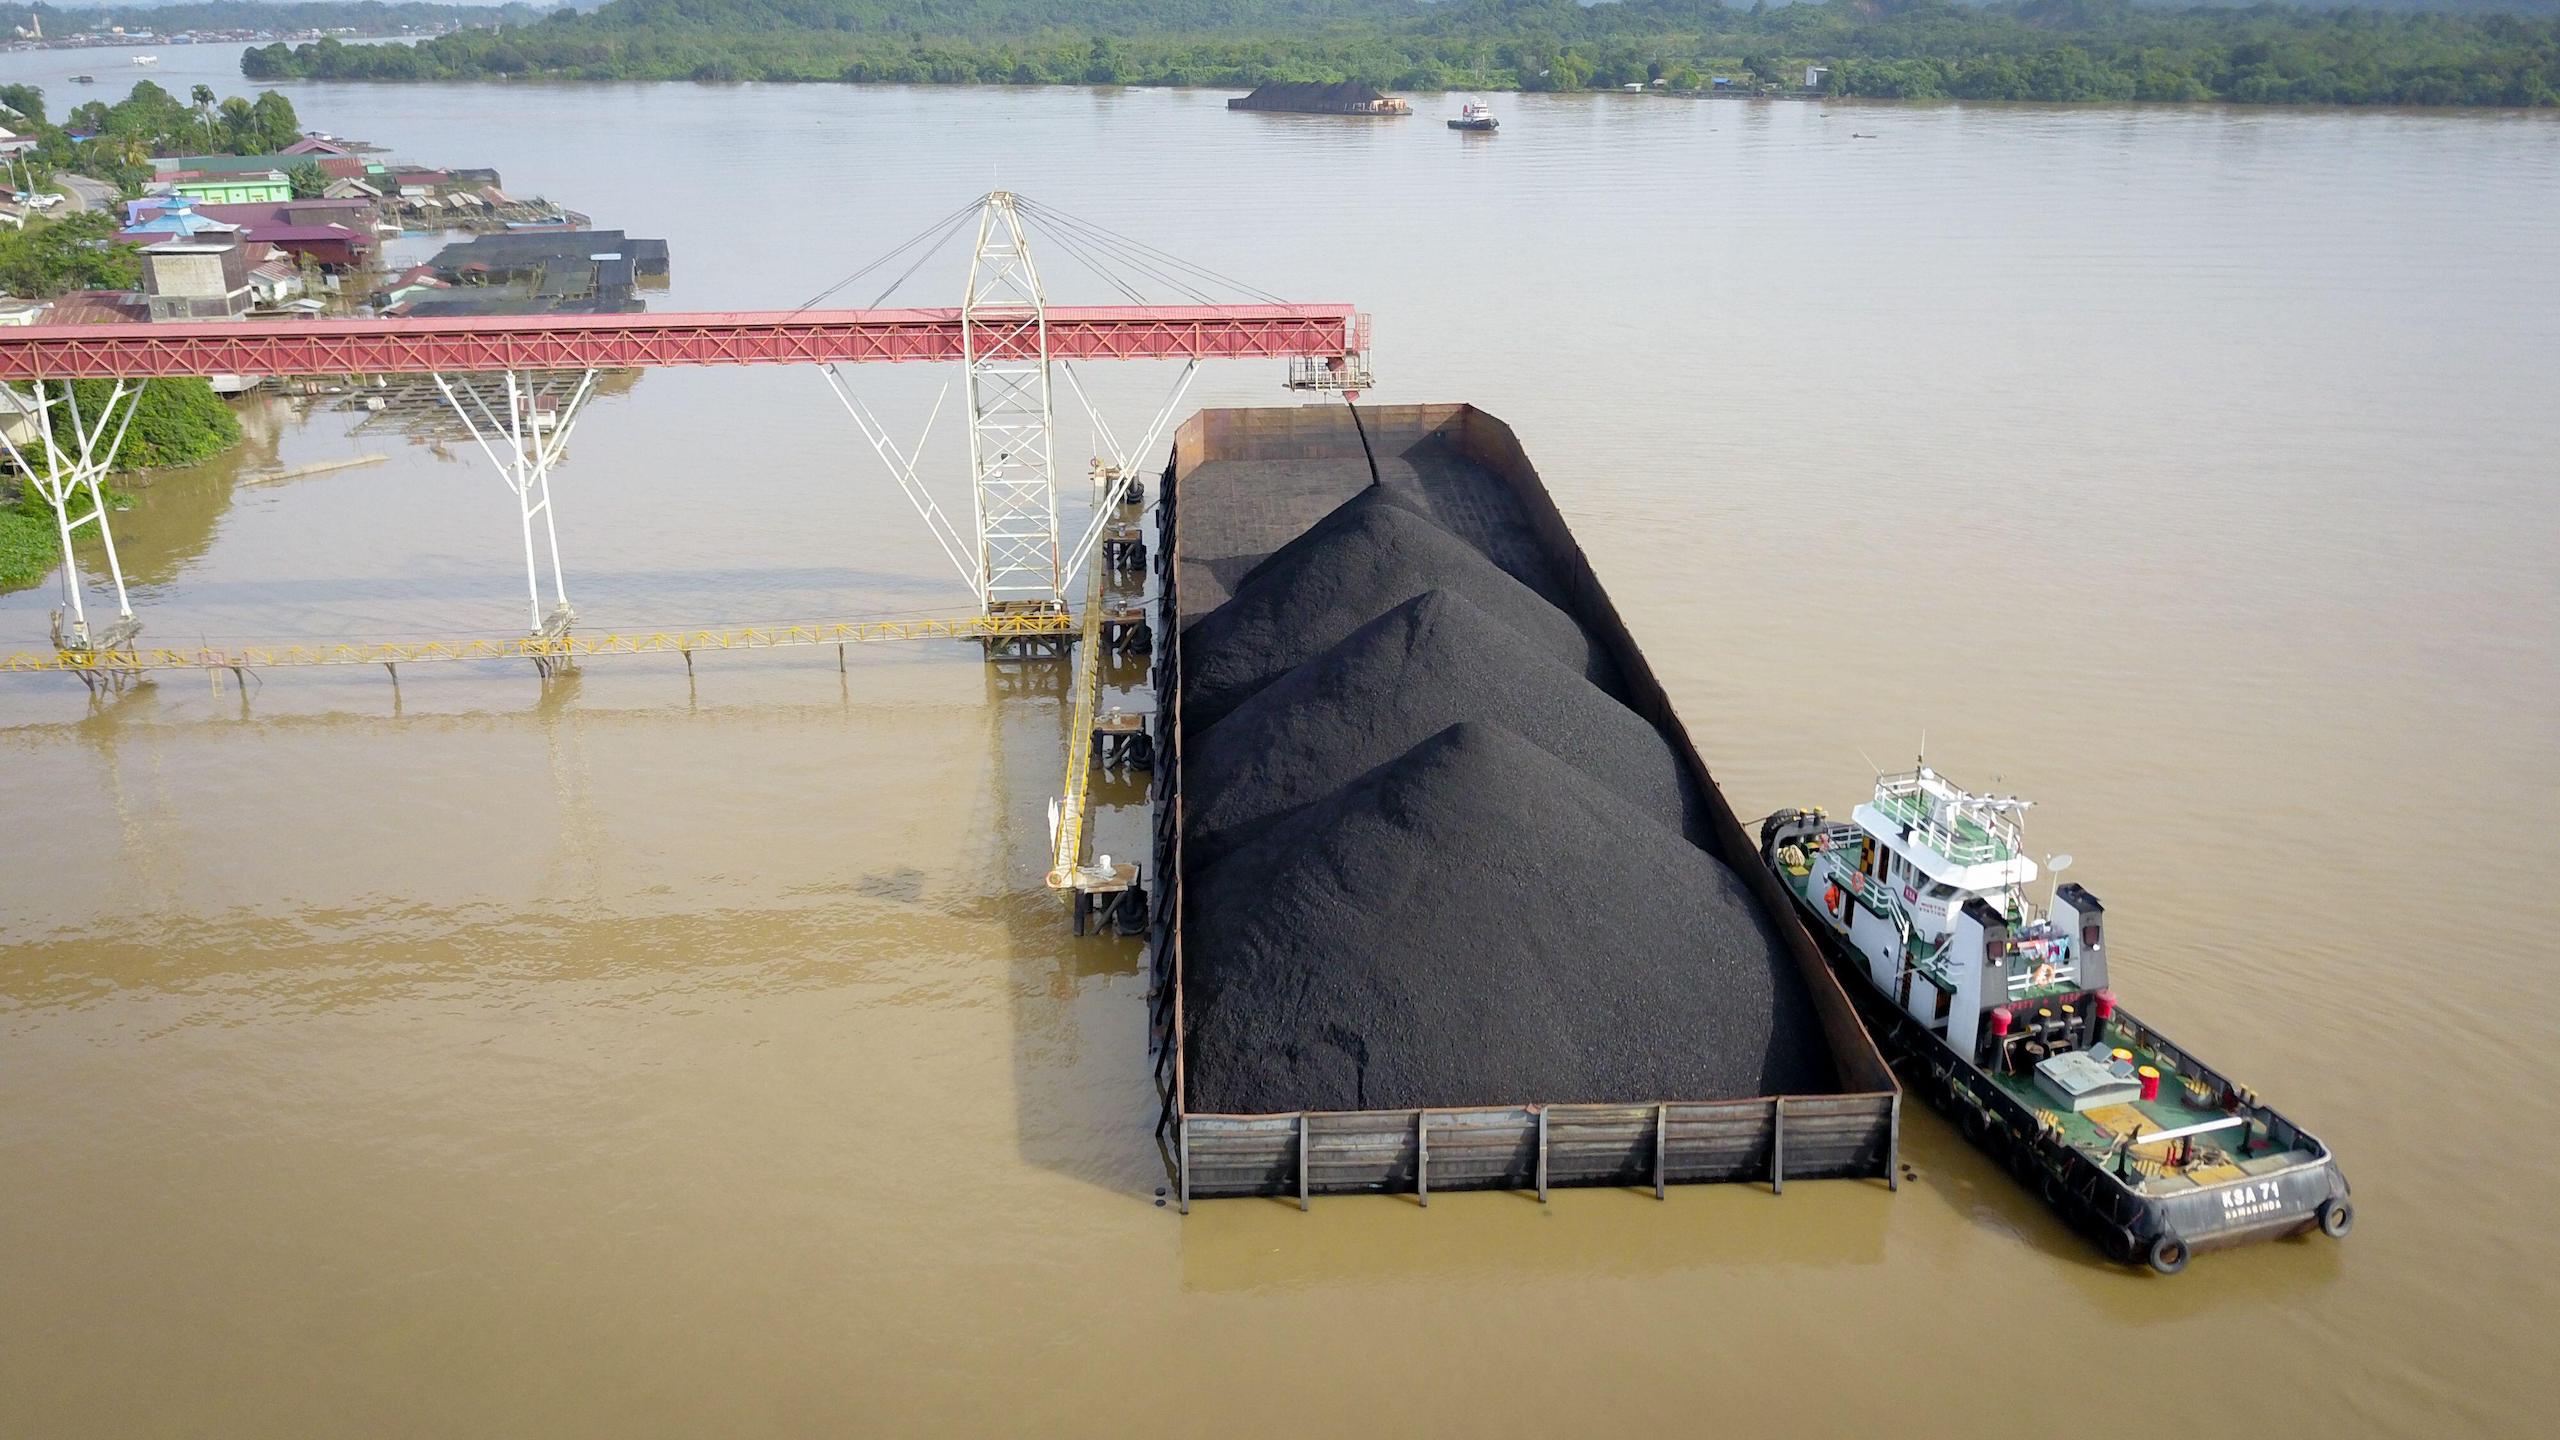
[1762,766,2350,1272]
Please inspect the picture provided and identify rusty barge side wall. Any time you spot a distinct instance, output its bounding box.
[1151,404,1898,1209]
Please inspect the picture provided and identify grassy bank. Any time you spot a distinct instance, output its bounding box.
[1,382,239,592]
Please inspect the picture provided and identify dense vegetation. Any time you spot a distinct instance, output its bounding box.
[60,380,247,474]
[5,80,306,195]
[236,0,2560,105]
[0,212,140,298]
[0,484,70,590]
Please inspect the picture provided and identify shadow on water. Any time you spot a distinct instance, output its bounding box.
[532,669,609,906]
[982,590,1170,1200]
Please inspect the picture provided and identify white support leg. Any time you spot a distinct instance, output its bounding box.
[819,366,981,596]
[433,368,597,635]
[1055,359,1197,589]
[962,191,1064,612]
[0,378,144,651]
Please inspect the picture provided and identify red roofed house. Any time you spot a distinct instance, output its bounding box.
[43,289,151,325]
[241,224,374,271]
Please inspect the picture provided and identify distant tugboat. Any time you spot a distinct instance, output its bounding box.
[1448,100,1498,132]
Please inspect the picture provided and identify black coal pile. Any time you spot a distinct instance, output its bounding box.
[1184,589,1712,868]
[1178,488,1614,732]
[1183,723,1830,1114]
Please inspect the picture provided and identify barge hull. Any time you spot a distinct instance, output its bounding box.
[1151,404,1899,1207]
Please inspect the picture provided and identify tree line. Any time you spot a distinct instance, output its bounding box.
[6,81,307,198]
[235,0,2560,106]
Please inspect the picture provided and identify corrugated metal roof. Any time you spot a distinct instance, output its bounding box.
[246,225,371,243]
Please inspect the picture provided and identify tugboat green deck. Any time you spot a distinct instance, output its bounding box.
[1761,766,2350,1273]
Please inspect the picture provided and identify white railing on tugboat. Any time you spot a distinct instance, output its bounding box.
[1871,774,2021,866]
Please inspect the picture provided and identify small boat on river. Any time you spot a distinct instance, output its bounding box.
[1448,100,1498,132]
[1761,764,2351,1273]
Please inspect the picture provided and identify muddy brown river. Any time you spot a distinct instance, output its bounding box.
[3,64,2556,1436]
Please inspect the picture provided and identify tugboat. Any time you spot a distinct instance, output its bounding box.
[1761,765,2350,1273]
[1448,100,1498,132]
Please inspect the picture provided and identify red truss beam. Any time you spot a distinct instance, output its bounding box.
[0,305,1364,380]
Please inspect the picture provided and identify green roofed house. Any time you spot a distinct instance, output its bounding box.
[152,154,306,176]
[168,172,293,205]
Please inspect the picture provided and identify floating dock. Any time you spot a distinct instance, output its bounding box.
[1148,405,1899,1208]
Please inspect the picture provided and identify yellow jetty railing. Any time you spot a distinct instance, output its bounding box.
[1046,562,1108,892]
[0,611,1080,675]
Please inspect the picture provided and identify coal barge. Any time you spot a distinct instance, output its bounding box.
[1147,405,1898,1208]
[1227,82,1413,116]
[1761,774,2350,1272]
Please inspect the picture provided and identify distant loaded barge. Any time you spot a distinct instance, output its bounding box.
[1228,82,1412,116]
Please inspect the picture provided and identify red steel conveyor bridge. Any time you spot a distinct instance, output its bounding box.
[0,192,1369,660]
[0,305,1364,379]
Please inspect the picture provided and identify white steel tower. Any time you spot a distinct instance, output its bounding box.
[960,192,1063,612]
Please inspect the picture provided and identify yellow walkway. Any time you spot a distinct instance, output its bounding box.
[0,612,1079,675]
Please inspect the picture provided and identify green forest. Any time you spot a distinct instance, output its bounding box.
[238,0,2560,105]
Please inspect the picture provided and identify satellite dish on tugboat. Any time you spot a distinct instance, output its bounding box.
[2045,853,2073,913]
[2048,854,2074,872]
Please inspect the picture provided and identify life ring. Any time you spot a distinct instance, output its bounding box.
[2031,962,2057,988]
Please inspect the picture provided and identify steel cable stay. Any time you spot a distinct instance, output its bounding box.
[1020,218,1151,307]
[1018,209,1222,307]
[791,195,988,313]
[1012,197,1290,305]
[1022,213,1217,305]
